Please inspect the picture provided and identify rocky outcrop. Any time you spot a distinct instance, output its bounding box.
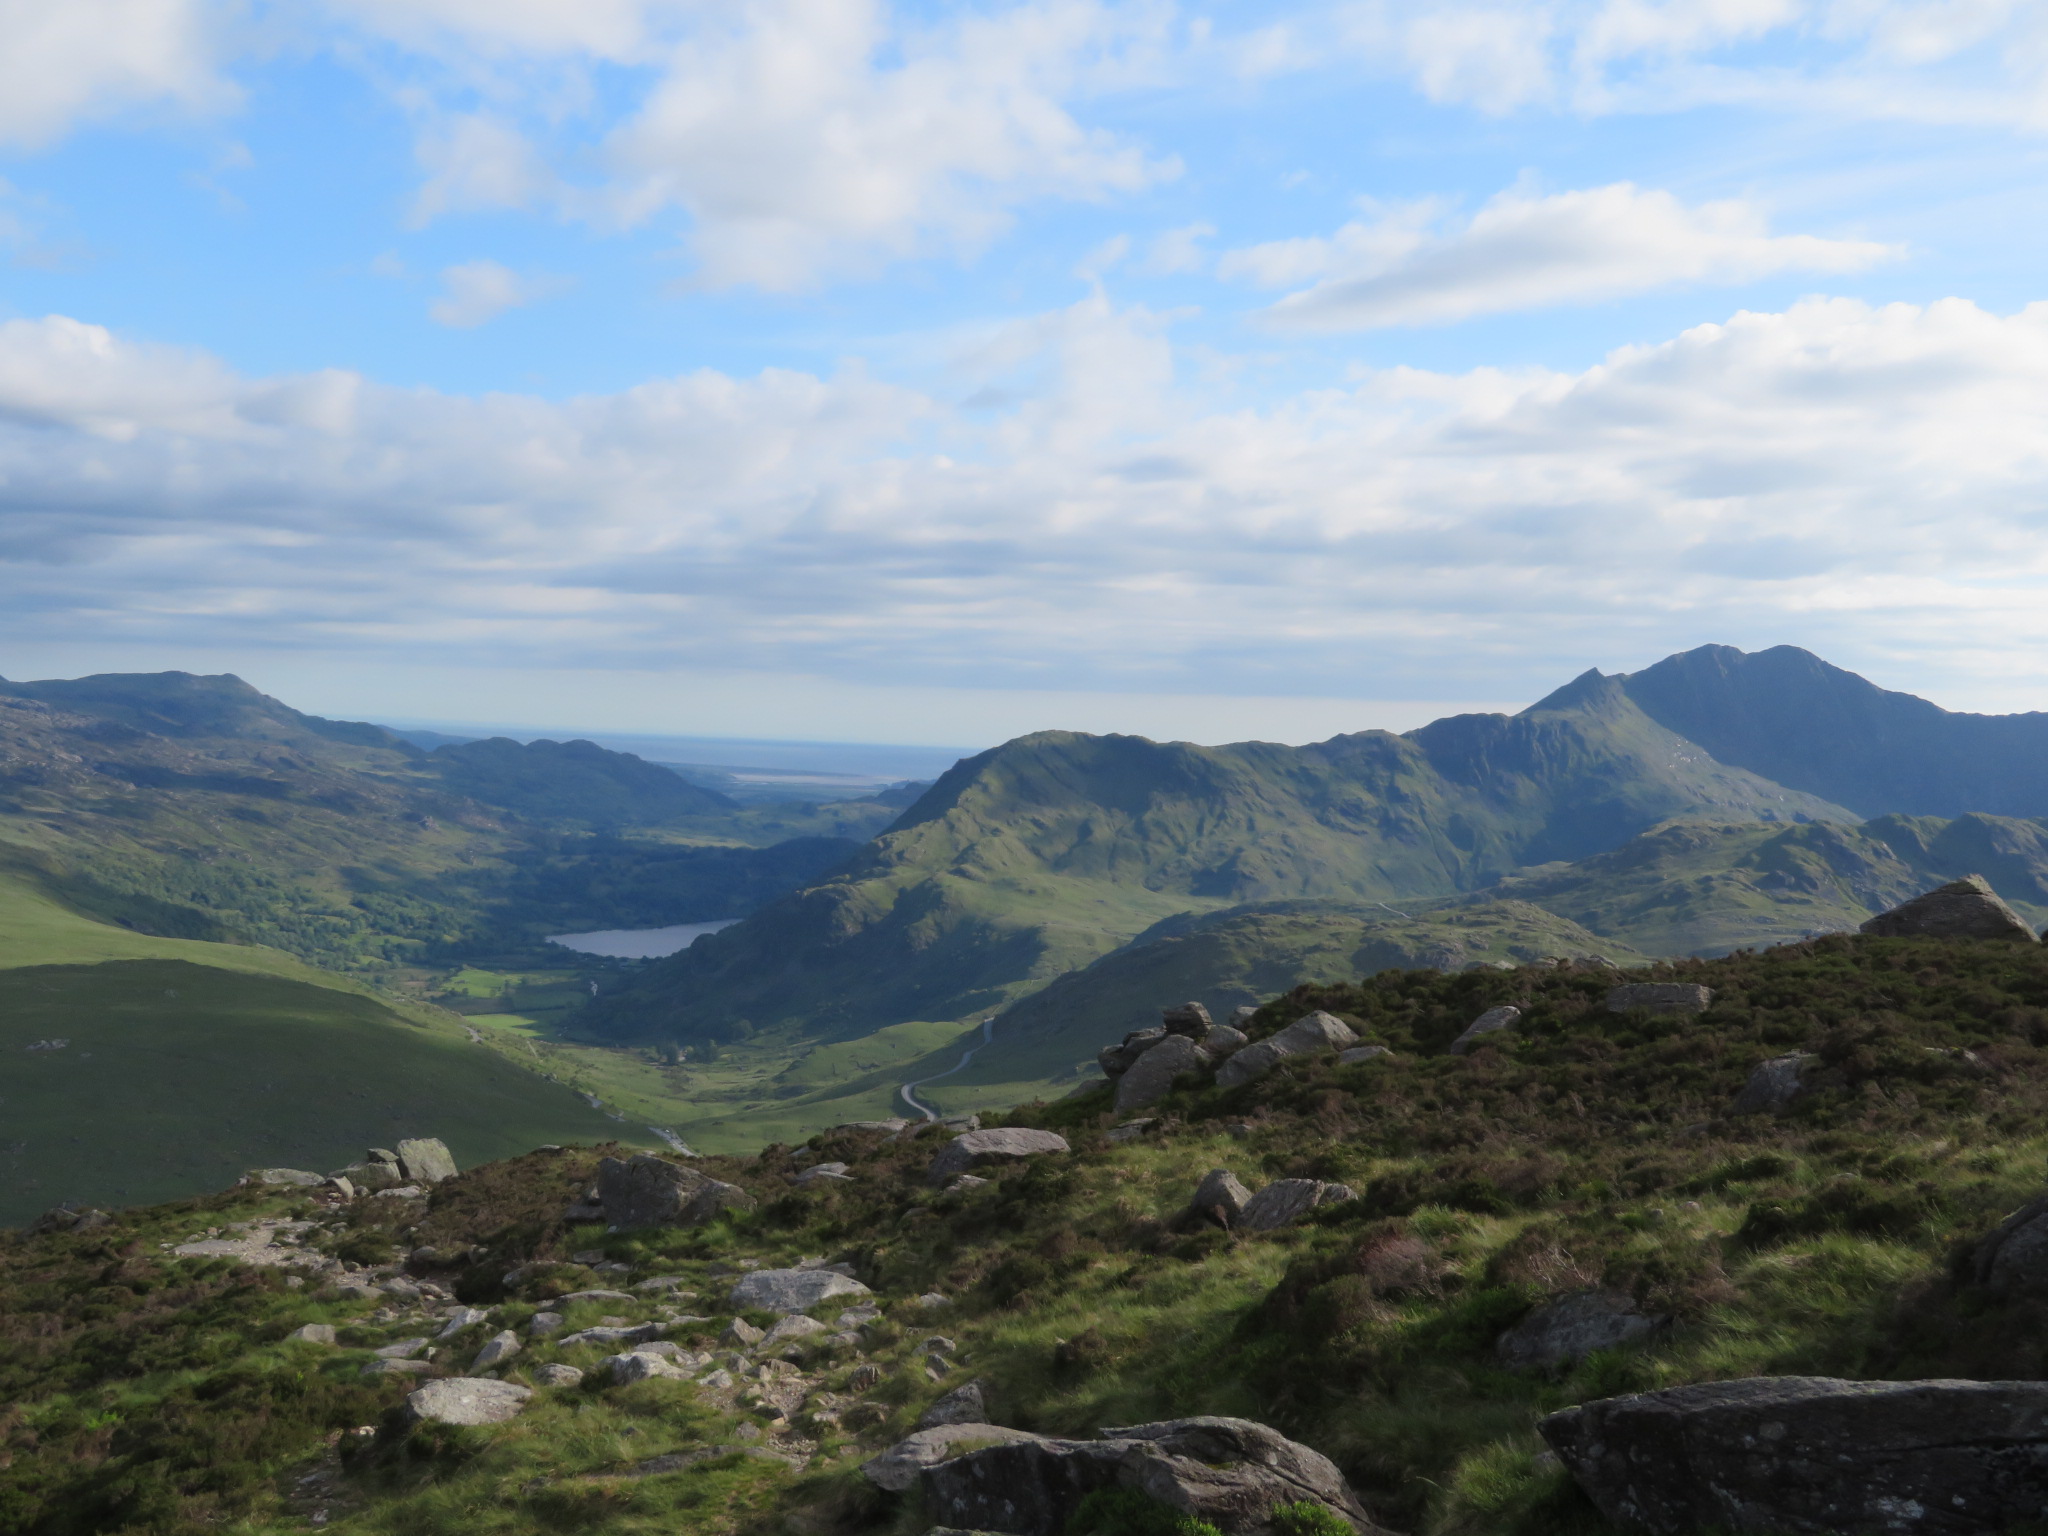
[917,1379,990,1428]
[919,1415,1388,1536]
[469,1330,522,1370]
[1541,1376,2048,1535]
[1732,1053,1822,1116]
[1237,1179,1355,1232]
[862,1423,1047,1493]
[1186,1168,1253,1229]
[1099,1027,1167,1079]
[1862,875,2040,943]
[1605,983,1714,1015]
[402,1377,532,1427]
[1447,1005,1521,1055]
[1216,1012,1359,1091]
[1114,1034,1209,1114]
[1203,1023,1249,1057]
[1971,1195,2048,1296]
[534,1363,583,1388]
[594,1154,756,1231]
[395,1138,458,1184]
[927,1129,1070,1185]
[1496,1289,1664,1370]
[728,1268,874,1315]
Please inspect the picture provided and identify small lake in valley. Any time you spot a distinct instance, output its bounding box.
[546,920,742,959]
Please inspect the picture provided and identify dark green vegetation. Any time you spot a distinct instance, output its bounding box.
[0,959,621,1225]
[13,935,2048,1536]
[429,736,738,824]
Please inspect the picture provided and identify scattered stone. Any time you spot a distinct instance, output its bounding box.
[435,1307,489,1340]
[838,1304,883,1327]
[949,1174,993,1189]
[1604,983,1714,1015]
[1447,1005,1522,1055]
[1971,1194,2048,1296]
[1099,1026,1168,1079]
[246,1168,325,1187]
[916,1292,952,1309]
[918,1416,1387,1536]
[1862,874,2041,943]
[1185,1168,1253,1229]
[558,1323,668,1348]
[635,1275,693,1293]
[794,1163,854,1185]
[534,1363,584,1388]
[918,1379,990,1428]
[1201,1023,1249,1057]
[374,1338,430,1359]
[1336,1046,1391,1066]
[759,1315,832,1351]
[862,1424,1049,1493]
[606,1350,691,1385]
[402,1377,531,1426]
[288,1323,337,1346]
[849,1363,883,1391]
[729,1268,874,1315]
[1541,1376,2048,1535]
[1496,1289,1665,1370]
[697,1368,736,1389]
[470,1330,522,1370]
[394,1138,457,1184]
[1215,1011,1359,1091]
[559,1289,636,1304]
[374,1186,425,1200]
[361,1358,435,1377]
[1236,1179,1355,1232]
[596,1154,757,1231]
[1114,1033,1209,1113]
[722,1317,766,1347]
[1732,1053,1822,1116]
[927,1128,1071,1185]
[1160,1002,1213,1038]
[527,1312,564,1338]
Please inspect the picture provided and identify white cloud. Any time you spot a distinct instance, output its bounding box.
[13,296,2048,710]
[0,0,229,149]
[409,113,556,225]
[1142,220,1215,274]
[427,260,568,327]
[1227,182,1896,330]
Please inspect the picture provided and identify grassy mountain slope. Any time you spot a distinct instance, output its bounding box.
[1483,812,2048,956]
[429,736,738,824]
[591,677,1848,1043]
[13,935,2048,1536]
[1618,643,2048,818]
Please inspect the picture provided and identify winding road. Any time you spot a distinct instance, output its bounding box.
[898,1017,995,1121]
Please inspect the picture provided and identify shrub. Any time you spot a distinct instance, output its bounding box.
[1268,1501,1354,1536]
[1069,1487,1223,1536]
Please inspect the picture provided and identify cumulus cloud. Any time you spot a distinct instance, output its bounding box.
[0,0,229,149]
[1226,182,1896,330]
[427,260,567,327]
[8,296,2048,704]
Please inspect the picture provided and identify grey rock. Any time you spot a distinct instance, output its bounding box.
[794,1162,853,1185]
[1541,1375,2048,1535]
[1496,1289,1665,1370]
[1605,983,1714,1015]
[1335,1046,1390,1066]
[527,1311,564,1338]
[1448,1005,1521,1055]
[287,1323,336,1345]
[247,1168,324,1187]
[534,1363,584,1388]
[921,1415,1386,1536]
[470,1330,522,1370]
[1105,1121,1154,1144]
[760,1314,832,1351]
[1972,1195,2048,1296]
[435,1307,489,1340]
[606,1350,691,1384]
[919,1379,991,1428]
[336,1160,403,1192]
[328,1175,356,1199]
[374,1337,430,1359]
[1732,1053,1820,1116]
[403,1376,532,1426]
[394,1138,458,1184]
[361,1358,435,1377]
[1160,1002,1213,1038]
[1862,875,2040,943]
[1186,1168,1253,1229]
[558,1322,668,1347]
[862,1423,1048,1493]
[1215,1012,1358,1091]
[697,1368,735,1389]
[834,1118,911,1134]
[1114,1034,1209,1114]
[595,1153,756,1231]
[722,1317,766,1347]
[1099,1027,1168,1079]
[729,1268,874,1315]
[374,1186,425,1200]
[559,1289,636,1304]
[1202,1024,1249,1057]
[927,1128,1071,1185]
[1237,1179,1355,1232]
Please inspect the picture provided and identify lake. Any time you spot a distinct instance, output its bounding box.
[546,920,741,959]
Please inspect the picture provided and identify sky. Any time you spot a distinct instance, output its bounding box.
[3,1,2048,748]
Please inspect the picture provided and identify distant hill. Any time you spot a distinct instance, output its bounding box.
[430,736,737,825]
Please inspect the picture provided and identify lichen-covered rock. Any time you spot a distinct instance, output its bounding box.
[1114,1034,1208,1114]
[1732,1053,1821,1116]
[728,1268,874,1315]
[469,1330,522,1371]
[606,1350,690,1385]
[402,1377,532,1426]
[1448,1005,1521,1055]
[1203,1024,1250,1057]
[1605,983,1714,1015]
[927,1129,1070,1185]
[287,1323,336,1345]
[1862,875,2040,943]
[595,1153,756,1231]
[1215,1012,1359,1091]
[394,1138,457,1184]
[862,1424,1047,1493]
[1185,1168,1253,1228]
[245,1168,324,1187]
[1541,1376,2048,1535]
[1236,1179,1355,1232]
[534,1363,584,1388]
[1496,1289,1664,1370]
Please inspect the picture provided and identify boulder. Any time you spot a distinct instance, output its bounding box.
[1099,1027,1168,1079]
[527,1311,564,1337]
[1861,875,2040,943]
[1541,1375,2048,1535]
[794,1162,853,1185]
[394,1138,458,1184]
[595,1154,756,1231]
[558,1322,668,1347]
[918,1379,991,1428]
[1447,1005,1521,1055]
[606,1350,691,1385]
[728,1268,874,1315]
[1496,1289,1664,1370]
[1605,983,1714,1015]
[1971,1195,2048,1296]
[1160,1002,1214,1038]
[1335,1046,1389,1066]
[1185,1168,1253,1229]
[862,1423,1047,1493]
[246,1168,325,1187]
[1114,1034,1209,1114]
[336,1160,403,1191]
[921,1415,1387,1536]
[287,1323,336,1345]
[374,1337,430,1359]
[759,1314,833,1351]
[1203,1024,1249,1057]
[470,1330,522,1370]
[1236,1179,1355,1232]
[722,1317,766,1347]
[402,1377,532,1426]
[1732,1053,1821,1116]
[1215,1012,1358,1091]
[362,1358,436,1377]
[435,1307,489,1339]
[534,1363,584,1388]
[927,1129,1071,1185]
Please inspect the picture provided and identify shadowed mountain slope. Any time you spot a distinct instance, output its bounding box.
[430,736,738,825]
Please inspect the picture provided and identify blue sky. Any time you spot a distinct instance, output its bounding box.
[3,1,2048,746]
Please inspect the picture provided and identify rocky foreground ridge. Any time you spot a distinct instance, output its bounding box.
[17,880,2048,1536]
